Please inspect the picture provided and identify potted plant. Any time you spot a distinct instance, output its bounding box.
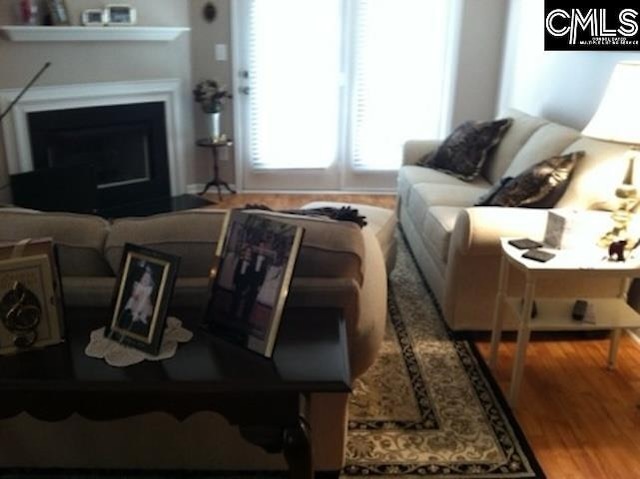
[193,80,232,142]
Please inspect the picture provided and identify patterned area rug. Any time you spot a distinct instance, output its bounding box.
[342,234,545,478]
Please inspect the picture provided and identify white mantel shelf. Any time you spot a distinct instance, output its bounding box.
[0,25,190,42]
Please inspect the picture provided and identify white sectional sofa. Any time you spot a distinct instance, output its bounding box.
[398,109,631,330]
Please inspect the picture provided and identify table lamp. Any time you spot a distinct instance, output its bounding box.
[582,61,640,248]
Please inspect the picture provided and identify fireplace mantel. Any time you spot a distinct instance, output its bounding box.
[0,79,186,196]
[0,25,190,42]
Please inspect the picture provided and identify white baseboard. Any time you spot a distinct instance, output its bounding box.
[186,185,396,195]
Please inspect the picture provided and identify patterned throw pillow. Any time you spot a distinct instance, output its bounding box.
[475,150,585,208]
[417,118,513,181]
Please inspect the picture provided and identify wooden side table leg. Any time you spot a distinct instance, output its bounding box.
[489,255,510,369]
[283,394,313,479]
[508,279,535,408]
[608,328,622,369]
[283,417,313,479]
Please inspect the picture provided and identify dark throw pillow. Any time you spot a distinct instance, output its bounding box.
[417,118,513,181]
[475,150,585,208]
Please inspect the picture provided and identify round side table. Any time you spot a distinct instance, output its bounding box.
[196,138,236,201]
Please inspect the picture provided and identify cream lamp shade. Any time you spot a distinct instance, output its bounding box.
[582,61,640,144]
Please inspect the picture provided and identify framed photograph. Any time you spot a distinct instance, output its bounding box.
[105,4,137,25]
[0,251,64,355]
[106,244,180,356]
[46,0,70,25]
[203,211,304,358]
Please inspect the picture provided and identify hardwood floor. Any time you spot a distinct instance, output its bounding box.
[475,334,640,479]
[201,191,397,210]
[202,192,640,478]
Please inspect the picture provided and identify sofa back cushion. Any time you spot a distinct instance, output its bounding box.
[503,123,581,179]
[482,108,548,184]
[105,210,365,285]
[105,210,227,277]
[555,137,631,209]
[0,208,111,276]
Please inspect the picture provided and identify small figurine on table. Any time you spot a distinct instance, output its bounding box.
[608,240,627,262]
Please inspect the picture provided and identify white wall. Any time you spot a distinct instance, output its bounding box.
[498,0,640,130]
[449,0,508,129]
[189,0,235,186]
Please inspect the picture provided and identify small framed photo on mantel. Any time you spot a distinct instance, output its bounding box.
[46,0,70,25]
[203,210,304,358]
[106,244,180,356]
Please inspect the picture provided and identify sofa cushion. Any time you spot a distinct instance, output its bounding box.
[398,166,489,211]
[418,118,512,181]
[556,138,632,209]
[0,208,111,276]
[105,210,227,278]
[407,183,489,237]
[476,151,584,208]
[105,209,366,285]
[483,109,549,183]
[422,206,462,265]
[503,123,581,178]
[300,201,397,271]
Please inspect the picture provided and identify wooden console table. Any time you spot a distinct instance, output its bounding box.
[0,307,350,478]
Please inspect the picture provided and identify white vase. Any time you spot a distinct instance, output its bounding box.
[207,112,221,142]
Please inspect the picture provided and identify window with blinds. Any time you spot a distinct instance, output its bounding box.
[247,0,342,170]
[349,0,452,170]
[243,0,454,173]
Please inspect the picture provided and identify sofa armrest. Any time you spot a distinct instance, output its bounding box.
[449,207,549,257]
[402,140,441,166]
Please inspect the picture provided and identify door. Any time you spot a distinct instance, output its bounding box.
[233,0,343,191]
[232,0,457,192]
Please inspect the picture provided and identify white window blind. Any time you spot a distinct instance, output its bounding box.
[350,0,452,170]
[244,0,453,172]
[248,0,342,170]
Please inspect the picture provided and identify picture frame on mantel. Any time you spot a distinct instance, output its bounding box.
[46,0,70,26]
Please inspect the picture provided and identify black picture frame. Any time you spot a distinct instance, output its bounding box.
[203,211,304,358]
[46,0,70,25]
[105,244,180,355]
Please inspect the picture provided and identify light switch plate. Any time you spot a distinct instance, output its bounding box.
[215,43,228,62]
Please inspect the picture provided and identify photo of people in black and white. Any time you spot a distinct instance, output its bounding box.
[114,256,164,340]
[205,212,303,355]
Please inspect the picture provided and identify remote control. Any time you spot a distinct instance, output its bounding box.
[508,238,543,250]
[572,300,588,320]
[522,249,555,262]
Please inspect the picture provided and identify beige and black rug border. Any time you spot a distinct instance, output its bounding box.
[343,232,546,478]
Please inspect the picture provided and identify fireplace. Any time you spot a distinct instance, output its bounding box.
[28,102,170,211]
[0,79,187,216]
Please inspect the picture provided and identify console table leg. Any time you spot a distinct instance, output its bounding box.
[283,416,313,479]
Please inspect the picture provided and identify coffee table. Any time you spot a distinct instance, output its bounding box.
[0,307,350,478]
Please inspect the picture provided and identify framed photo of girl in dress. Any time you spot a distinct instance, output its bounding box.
[106,244,180,355]
[203,211,304,358]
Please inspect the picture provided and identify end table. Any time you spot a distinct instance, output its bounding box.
[489,238,640,408]
[196,138,236,201]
